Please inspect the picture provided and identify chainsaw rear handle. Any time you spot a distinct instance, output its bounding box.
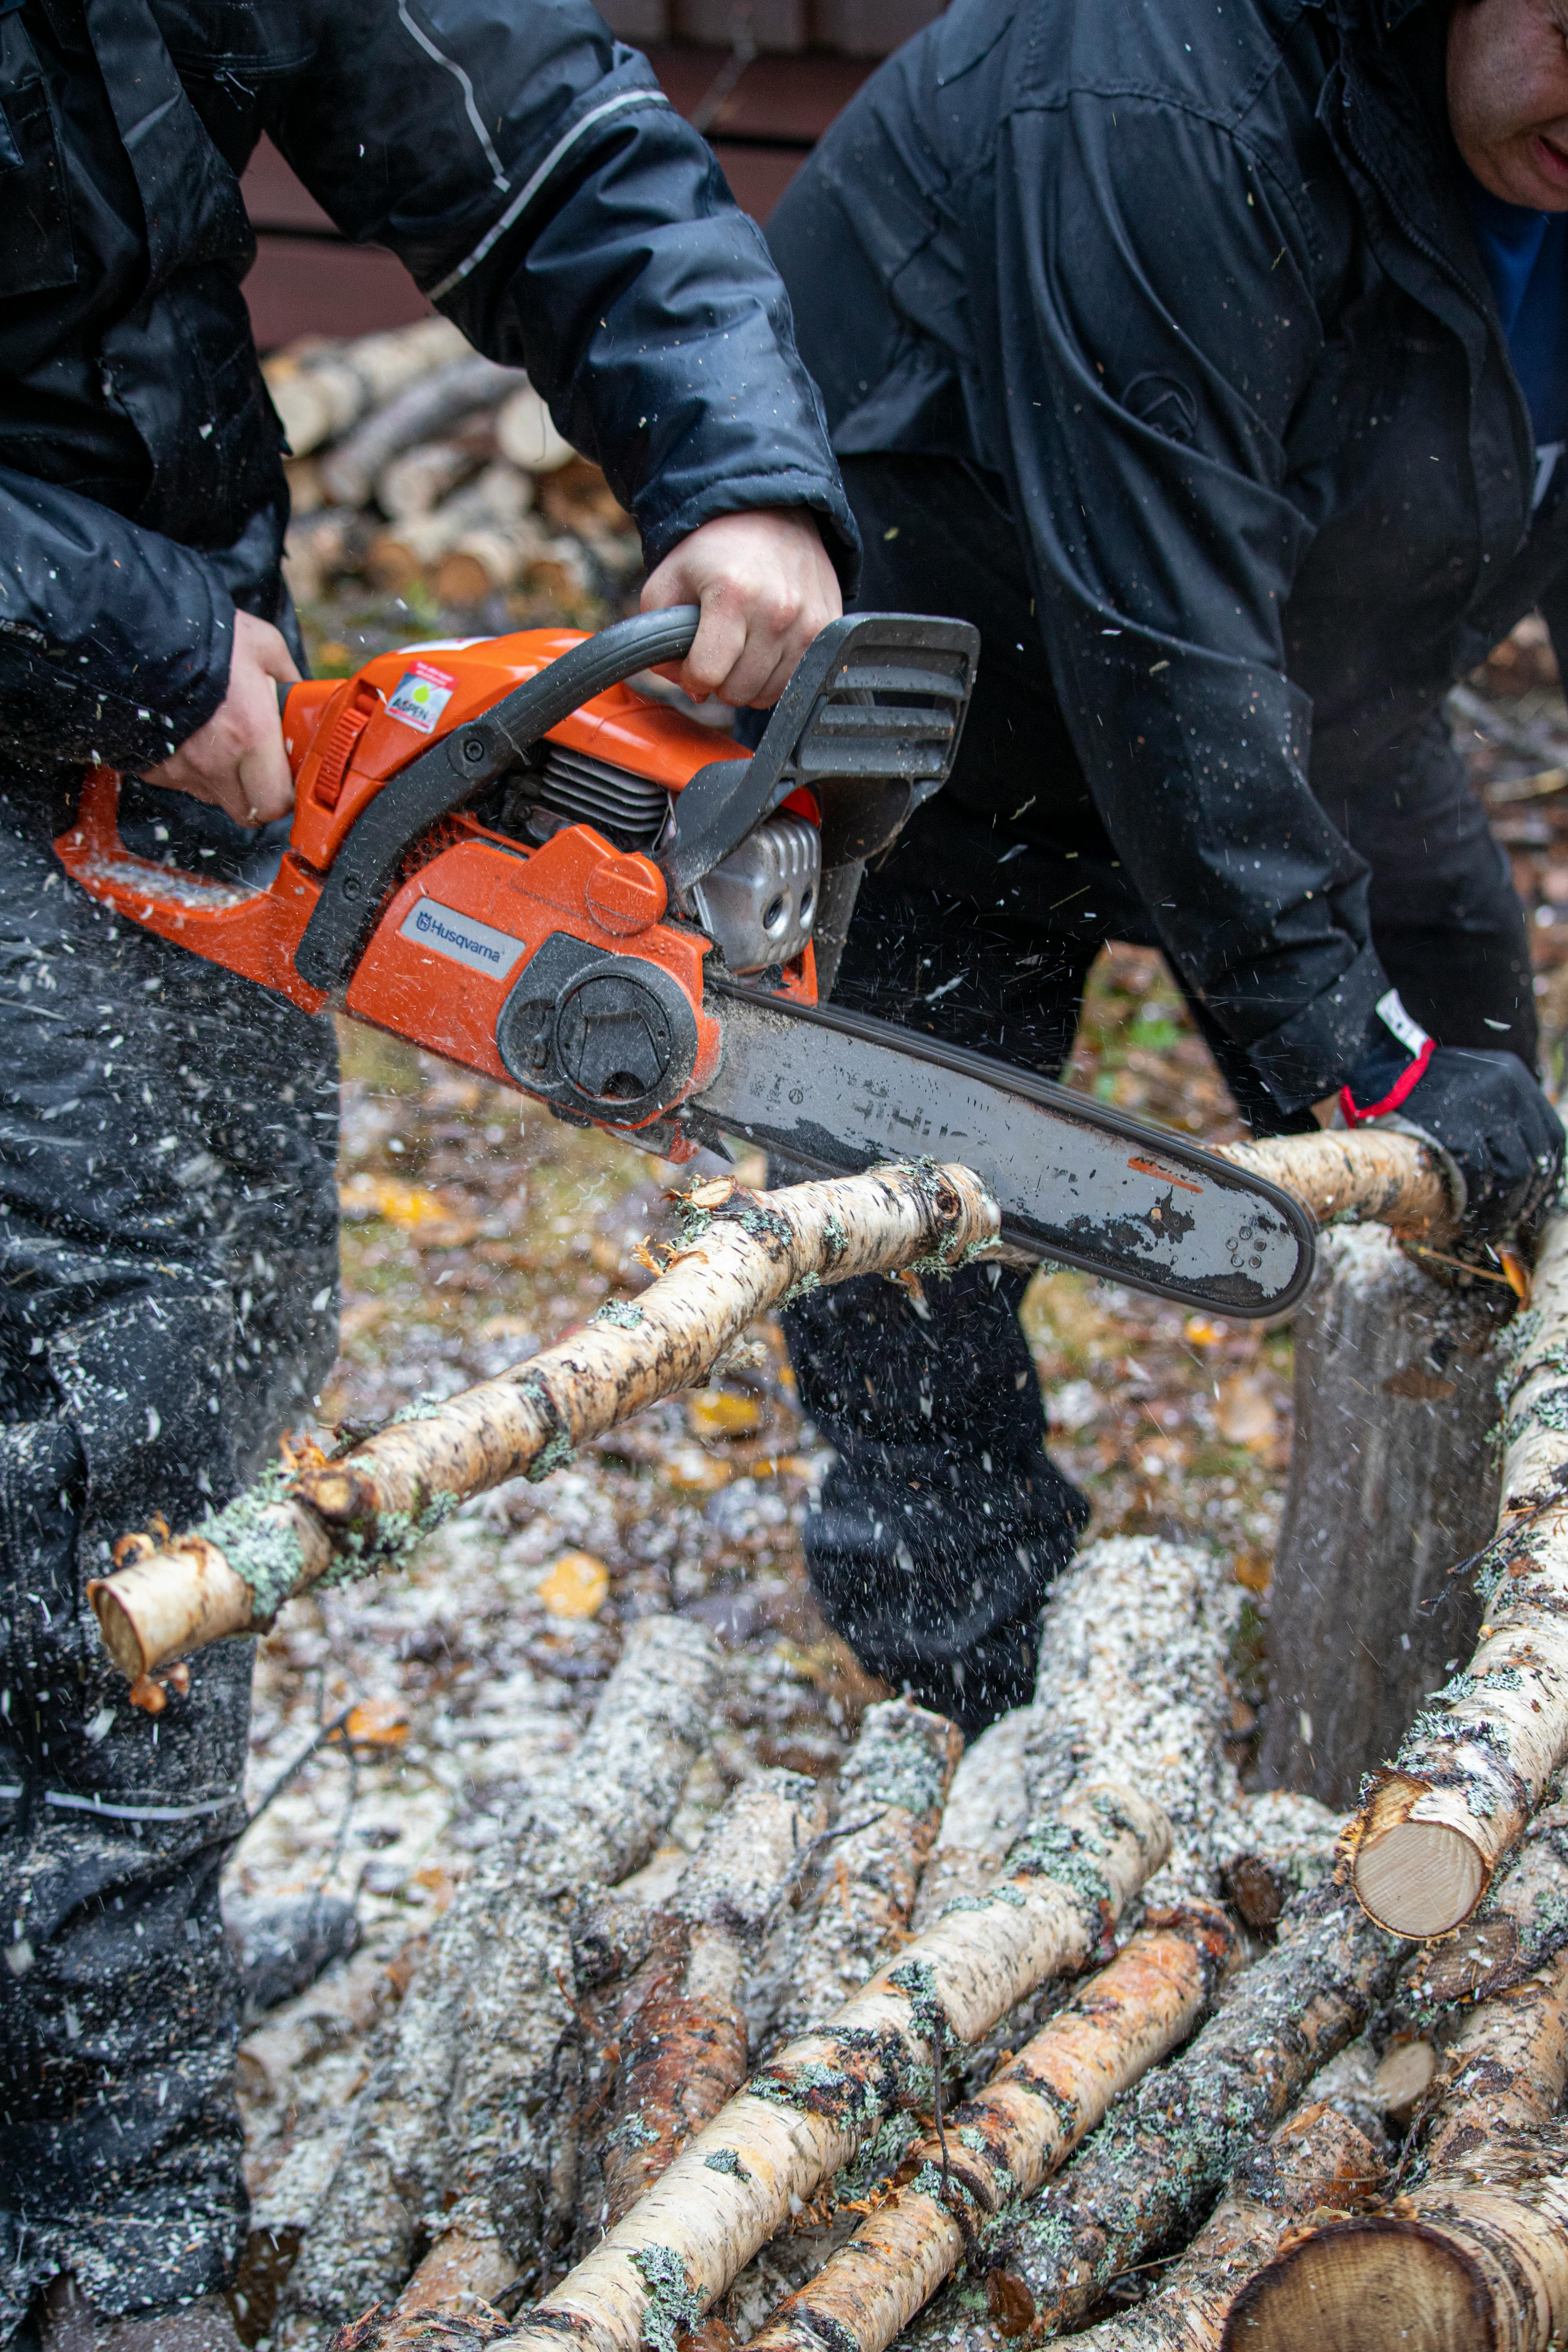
[292,605,701,992]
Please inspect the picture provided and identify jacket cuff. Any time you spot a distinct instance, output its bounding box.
[637,468,862,599]
[1240,942,1392,1115]
[0,591,234,776]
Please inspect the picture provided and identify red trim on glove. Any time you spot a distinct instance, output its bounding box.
[1338,1038,1435,1127]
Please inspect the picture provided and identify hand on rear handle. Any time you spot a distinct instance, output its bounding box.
[641,506,842,709]
[144,611,299,827]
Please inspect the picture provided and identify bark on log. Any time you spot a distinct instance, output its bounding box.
[1217,1130,1456,1245]
[740,1908,1234,2352]
[495,384,577,474]
[601,1771,827,2224]
[487,1776,1173,2352]
[1223,1826,1568,2349]
[280,1618,720,2341]
[1402,1791,1568,2017]
[263,319,471,458]
[89,1162,1000,1684]
[1346,1198,1568,1939]
[768,1699,963,2049]
[1214,1792,1344,1933]
[1075,2099,1385,2352]
[282,507,376,602]
[377,429,493,521]
[910,1710,1031,1932]
[1221,2128,1568,2350]
[1259,1227,1501,1806]
[319,356,526,505]
[366,464,534,592]
[907,1884,1408,2351]
[1021,1536,1243,1905]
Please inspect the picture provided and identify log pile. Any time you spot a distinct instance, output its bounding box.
[101,1131,1568,2352]
[263,320,642,616]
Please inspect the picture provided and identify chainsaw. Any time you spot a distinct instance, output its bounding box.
[55,605,1314,1315]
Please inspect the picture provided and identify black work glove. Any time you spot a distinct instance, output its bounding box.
[1340,992,1564,1241]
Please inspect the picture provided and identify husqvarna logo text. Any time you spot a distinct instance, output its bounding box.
[398,897,528,978]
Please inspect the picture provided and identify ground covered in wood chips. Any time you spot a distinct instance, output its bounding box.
[218,607,1568,2346]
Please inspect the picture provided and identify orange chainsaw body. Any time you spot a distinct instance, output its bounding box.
[54,627,817,1130]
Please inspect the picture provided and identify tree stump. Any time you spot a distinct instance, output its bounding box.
[1258,1228,1503,1806]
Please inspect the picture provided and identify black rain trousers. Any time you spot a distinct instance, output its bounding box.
[783,455,1534,1734]
[0,776,339,2336]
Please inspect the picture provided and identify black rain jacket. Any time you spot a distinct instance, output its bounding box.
[768,0,1565,1110]
[0,0,855,782]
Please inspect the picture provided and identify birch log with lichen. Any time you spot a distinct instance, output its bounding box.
[1072,2099,1385,2352]
[1346,1197,1568,1940]
[485,1773,1171,2352]
[1222,1928,1568,2350]
[768,1699,963,2049]
[601,1771,826,2224]
[1217,1129,1456,1244]
[281,1619,720,2342]
[910,1711,1032,1932]
[907,1884,1408,2352]
[1021,1536,1243,1906]
[89,1162,999,1685]
[741,1906,1234,2352]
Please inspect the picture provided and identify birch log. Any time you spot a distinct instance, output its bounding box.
[1402,1790,1568,2017]
[741,1907,1234,2352]
[1075,2099,1386,2352]
[1259,1227,1501,1805]
[1217,1129,1456,1244]
[1222,1947,1568,2348]
[767,1699,963,2049]
[1021,1536,1243,1905]
[263,319,471,458]
[1214,1793,1345,1933]
[907,1884,1408,2352]
[319,355,526,505]
[601,1771,826,2224]
[486,1776,1172,2352]
[1347,1196,1568,1939]
[910,1710,1032,1932]
[280,1619,720,2341]
[89,1162,1000,1685]
[1225,2133,1568,2352]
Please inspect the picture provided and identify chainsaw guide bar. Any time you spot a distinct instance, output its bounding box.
[695,986,1315,1316]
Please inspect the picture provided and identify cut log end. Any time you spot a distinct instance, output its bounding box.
[1352,1813,1487,1940]
[1220,2215,1496,2352]
[86,1537,256,1681]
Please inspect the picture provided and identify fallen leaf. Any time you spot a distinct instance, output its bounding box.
[339,1173,445,1228]
[1184,1314,1228,1347]
[339,1698,410,1747]
[537,1550,611,1618]
[686,1387,764,1440]
[1233,1551,1272,1594]
[663,1448,732,1493]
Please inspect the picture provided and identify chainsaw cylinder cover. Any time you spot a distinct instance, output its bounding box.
[691,813,820,974]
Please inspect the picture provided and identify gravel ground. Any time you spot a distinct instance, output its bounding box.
[214,610,1568,2344]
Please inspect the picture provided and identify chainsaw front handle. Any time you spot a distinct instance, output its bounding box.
[292,604,703,992]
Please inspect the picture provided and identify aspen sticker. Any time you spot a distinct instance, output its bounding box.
[386,661,456,734]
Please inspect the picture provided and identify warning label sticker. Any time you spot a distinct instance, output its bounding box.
[386,660,457,735]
